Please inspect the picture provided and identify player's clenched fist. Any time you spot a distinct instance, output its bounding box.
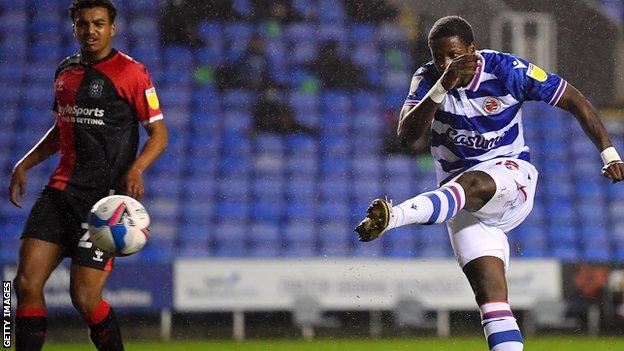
[441,53,480,91]
[602,161,624,183]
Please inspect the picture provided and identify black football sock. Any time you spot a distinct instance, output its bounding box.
[15,307,47,351]
[84,300,124,351]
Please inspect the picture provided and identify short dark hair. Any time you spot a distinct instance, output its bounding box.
[428,16,474,45]
[70,0,117,23]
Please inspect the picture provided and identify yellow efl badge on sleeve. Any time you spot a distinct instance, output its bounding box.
[526,63,547,82]
[145,87,160,110]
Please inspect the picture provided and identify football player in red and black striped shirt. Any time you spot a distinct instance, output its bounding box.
[8,1,168,350]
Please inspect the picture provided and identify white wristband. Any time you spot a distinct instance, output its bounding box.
[600,147,621,165]
[425,80,448,104]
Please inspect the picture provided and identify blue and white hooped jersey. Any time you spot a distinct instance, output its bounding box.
[404,49,567,185]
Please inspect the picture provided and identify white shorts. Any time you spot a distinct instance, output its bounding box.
[446,158,539,269]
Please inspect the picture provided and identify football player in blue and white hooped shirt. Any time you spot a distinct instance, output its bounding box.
[355,16,624,351]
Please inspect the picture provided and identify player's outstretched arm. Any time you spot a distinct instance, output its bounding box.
[398,54,479,143]
[9,124,60,207]
[123,120,168,200]
[556,84,624,182]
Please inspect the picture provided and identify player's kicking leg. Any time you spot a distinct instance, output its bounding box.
[355,170,492,241]
[14,238,64,351]
[355,161,535,350]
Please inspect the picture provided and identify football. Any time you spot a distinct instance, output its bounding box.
[88,195,150,256]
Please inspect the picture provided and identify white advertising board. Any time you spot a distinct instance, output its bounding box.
[174,259,561,311]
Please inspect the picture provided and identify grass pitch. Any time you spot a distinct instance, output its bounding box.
[36,337,624,350]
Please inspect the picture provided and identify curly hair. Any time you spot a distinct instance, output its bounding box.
[70,0,117,23]
[428,16,474,45]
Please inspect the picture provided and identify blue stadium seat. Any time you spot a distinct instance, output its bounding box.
[287,134,317,156]
[351,156,382,179]
[319,157,348,176]
[352,180,383,207]
[192,88,221,112]
[518,247,546,258]
[129,17,159,40]
[160,88,192,108]
[320,135,350,157]
[319,220,352,256]
[224,22,253,41]
[196,42,223,66]
[318,201,350,222]
[265,40,286,67]
[350,24,376,43]
[254,135,285,154]
[198,21,222,41]
[0,62,24,85]
[217,178,250,202]
[0,247,18,265]
[132,44,162,68]
[249,222,281,247]
[545,200,575,226]
[250,201,283,222]
[319,178,348,201]
[582,247,612,262]
[353,239,384,257]
[149,176,182,198]
[384,156,414,177]
[0,12,28,35]
[292,0,316,19]
[253,178,283,201]
[289,92,320,113]
[252,159,285,181]
[285,178,316,201]
[511,224,547,250]
[318,1,344,23]
[352,44,379,69]
[284,202,316,221]
[182,176,216,200]
[322,91,352,113]
[23,86,51,106]
[214,221,247,247]
[352,110,385,134]
[29,42,60,62]
[286,23,315,42]
[384,177,416,201]
[216,201,249,222]
[180,200,214,226]
[220,132,252,155]
[291,41,317,65]
[163,45,193,68]
[178,223,211,243]
[547,225,577,245]
[550,245,580,261]
[223,89,255,108]
[286,155,318,178]
[283,221,316,246]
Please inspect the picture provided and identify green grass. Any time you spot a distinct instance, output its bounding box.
[33,337,624,351]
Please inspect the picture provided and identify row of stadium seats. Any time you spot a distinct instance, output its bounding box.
[1,1,624,263]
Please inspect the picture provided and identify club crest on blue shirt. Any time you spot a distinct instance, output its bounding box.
[482,96,502,114]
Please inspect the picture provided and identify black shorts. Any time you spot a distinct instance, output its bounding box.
[21,186,114,271]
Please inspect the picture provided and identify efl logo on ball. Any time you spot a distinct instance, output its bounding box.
[88,195,150,256]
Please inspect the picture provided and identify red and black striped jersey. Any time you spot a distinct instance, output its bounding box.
[49,49,163,200]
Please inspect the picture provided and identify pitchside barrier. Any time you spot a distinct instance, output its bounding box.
[174,259,562,339]
[1,263,174,340]
[6,259,594,340]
